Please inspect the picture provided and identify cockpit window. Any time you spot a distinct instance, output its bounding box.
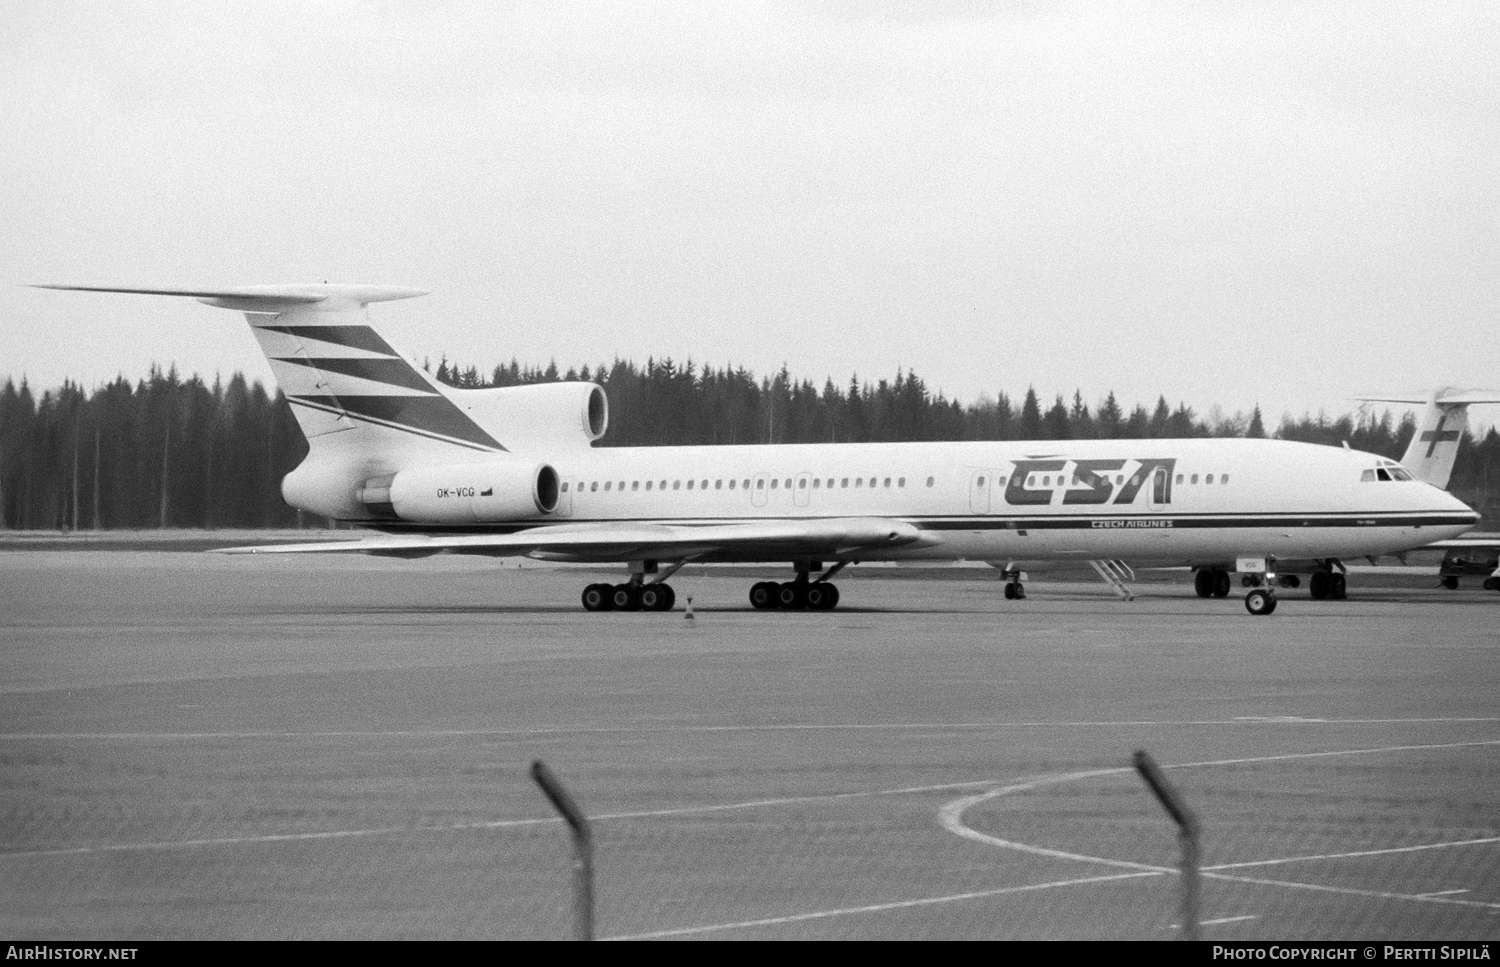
[1360,469,1376,482]
[1390,467,1414,481]
[1376,468,1391,481]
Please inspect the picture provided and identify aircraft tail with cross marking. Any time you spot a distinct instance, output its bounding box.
[1354,389,1500,489]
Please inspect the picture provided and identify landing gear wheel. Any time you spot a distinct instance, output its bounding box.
[639,584,674,611]
[582,584,613,612]
[1309,571,1330,600]
[749,582,778,610]
[611,583,642,612]
[1245,589,1278,615]
[1441,575,1459,590]
[804,583,840,611]
[1194,570,1213,598]
[777,582,809,610]
[1329,572,1347,600]
[1003,582,1026,600]
[1484,577,1500,592]
[1213,570,1231,598]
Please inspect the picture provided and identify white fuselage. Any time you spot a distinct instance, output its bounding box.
[369,437,1478,567]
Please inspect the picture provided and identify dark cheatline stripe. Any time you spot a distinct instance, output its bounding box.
[355,513,1475,534]
[277,356,435,393]
[290,394,503,451]
[916,515,1477,530]
[259,325,400,356]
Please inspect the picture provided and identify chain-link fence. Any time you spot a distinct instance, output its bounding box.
[4,745,1495,940]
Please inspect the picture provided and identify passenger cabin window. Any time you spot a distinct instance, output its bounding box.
[1175,474,1184,485]
[1206,474,1214,484]
[1221,475,1229,484]
[771,479,778,489]
[562,483,570,492]
[686,480,694,490]
[926,477,935,487]
[1190,474,1198,485]
[898,477,906,487]
[756,479,765,489]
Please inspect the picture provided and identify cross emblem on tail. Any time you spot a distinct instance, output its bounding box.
[1420,412,1460,457]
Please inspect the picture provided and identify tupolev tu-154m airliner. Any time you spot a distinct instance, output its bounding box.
[37,284,1485,615]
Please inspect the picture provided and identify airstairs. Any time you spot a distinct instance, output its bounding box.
[1089,559,1136,600]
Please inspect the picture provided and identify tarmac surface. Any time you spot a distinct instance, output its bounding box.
[1,547,1496,940]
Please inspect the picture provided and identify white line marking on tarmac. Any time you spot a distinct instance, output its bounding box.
[940,739,1500,916]
[1174,915,1257,928]
[1201,871,1500,911]
[1206,838,1500,871]
[3,717,1497,741]
[1418,889,1470,898]
[603,870,1161,940]
[0,778,1000,859]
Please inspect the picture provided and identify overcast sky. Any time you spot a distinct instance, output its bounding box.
[3,1,1497,429]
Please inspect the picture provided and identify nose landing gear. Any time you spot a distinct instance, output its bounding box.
[1244,588,1278,615]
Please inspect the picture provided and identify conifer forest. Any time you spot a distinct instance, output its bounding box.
[3,358,1497,530]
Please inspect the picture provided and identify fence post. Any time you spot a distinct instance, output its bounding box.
[531,759,595,940]
[1133,750,1201,940]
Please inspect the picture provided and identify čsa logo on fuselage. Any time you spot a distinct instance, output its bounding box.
[1003,458,1176,506]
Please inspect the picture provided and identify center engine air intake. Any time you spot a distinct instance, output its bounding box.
[364,459,560,523]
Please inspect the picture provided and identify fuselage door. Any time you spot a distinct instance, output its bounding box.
[751,473,769,508]
[969,470,991,514]
[1150,467,1170,511]
[793,472,812,508]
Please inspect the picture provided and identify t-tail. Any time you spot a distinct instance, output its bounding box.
[1354,388,1500,489]
[32,285,607,521]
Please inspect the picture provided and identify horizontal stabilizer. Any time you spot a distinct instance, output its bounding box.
[31,283,428,313]
[1352,391,1500,406]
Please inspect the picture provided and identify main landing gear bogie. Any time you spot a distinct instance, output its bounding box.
[1308,570,1347,601]
[1194,568,1232,599]
[750,580,841,611]
[581,582,677,612]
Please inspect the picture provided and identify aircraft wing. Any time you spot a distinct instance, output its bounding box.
[215,517,936,562]
[1421,538,1500,549]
